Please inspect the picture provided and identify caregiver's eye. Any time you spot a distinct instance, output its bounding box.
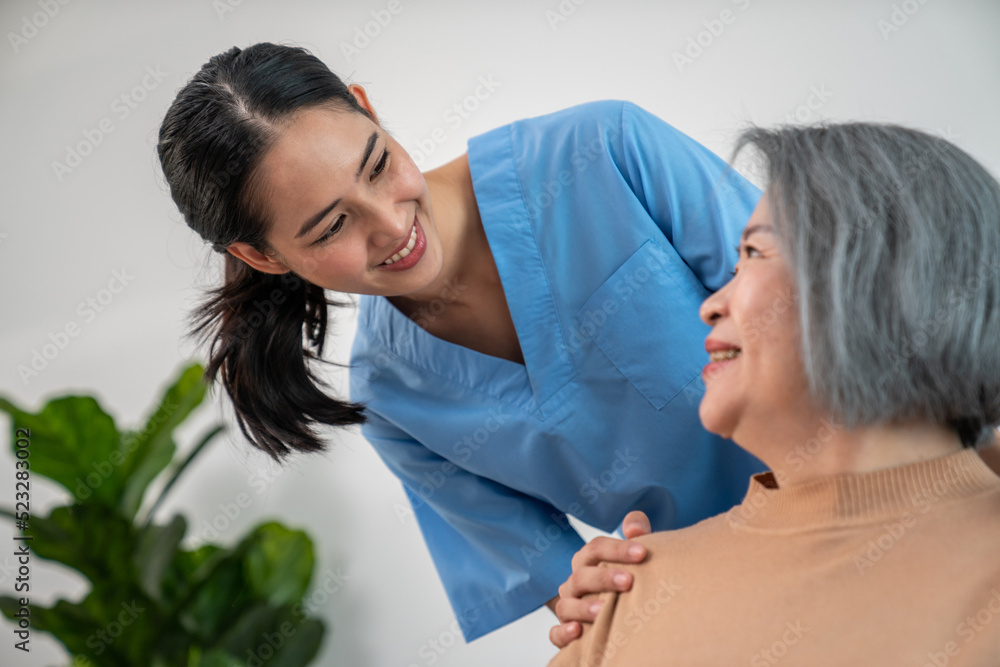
[315,215,345,245]
[371,149,390,181]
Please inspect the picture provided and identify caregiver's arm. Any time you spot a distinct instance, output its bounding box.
[358,410,586,642]
[614,101,762,291]
[548,511,651,648]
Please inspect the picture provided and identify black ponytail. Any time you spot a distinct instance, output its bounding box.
[157,43,367,460]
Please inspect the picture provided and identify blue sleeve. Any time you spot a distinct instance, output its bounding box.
[613,101,762,292]
[360,410,585,642]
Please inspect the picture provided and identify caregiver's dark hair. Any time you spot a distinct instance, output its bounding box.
[157,43,368,460]
[734,123,1000,447]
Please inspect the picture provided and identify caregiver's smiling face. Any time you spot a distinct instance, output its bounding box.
[697,195,811,442]
[236,97,446,297]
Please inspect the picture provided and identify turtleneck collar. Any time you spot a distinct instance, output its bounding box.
[728,448,1000,533]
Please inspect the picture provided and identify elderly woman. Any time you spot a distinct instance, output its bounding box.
[548,123,1000,666]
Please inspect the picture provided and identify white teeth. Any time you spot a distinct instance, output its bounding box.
[709,349,741,362]
[382,224,418,265]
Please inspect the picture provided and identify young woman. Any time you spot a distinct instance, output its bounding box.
[157,42,765,641]
[548,122,1000,665]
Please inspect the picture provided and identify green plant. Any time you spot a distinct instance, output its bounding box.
[0,363,326,666]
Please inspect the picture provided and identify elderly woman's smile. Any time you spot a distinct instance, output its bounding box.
[698,197,811,446]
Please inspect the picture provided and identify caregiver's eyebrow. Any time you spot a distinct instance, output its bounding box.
[355,131,379,180]
[295,131,379,240]
[741,224,774,241]
[296,198,342,239]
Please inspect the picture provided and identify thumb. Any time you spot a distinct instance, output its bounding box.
[622,511,652,539]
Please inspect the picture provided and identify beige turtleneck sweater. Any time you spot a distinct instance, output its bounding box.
[548,448,1000,666]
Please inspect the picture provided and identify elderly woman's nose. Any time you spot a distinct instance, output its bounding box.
[699,282,730,325]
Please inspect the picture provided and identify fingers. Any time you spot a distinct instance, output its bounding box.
[622,510,652,539]
[570,536,646,570]
[559,565,634,606]
[549,621,582,649]
[554,595,605,624]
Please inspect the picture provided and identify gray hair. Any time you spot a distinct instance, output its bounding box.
[733,123,1000,446]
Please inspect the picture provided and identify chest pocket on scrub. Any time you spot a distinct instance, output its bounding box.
[575,239,711,410]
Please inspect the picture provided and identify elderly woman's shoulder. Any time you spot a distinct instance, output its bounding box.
[630,512,736,559]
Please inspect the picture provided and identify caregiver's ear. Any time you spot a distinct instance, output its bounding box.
[226,242,291,275]
[348,84,380,125]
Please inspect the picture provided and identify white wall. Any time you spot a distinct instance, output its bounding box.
[2,0,998,665]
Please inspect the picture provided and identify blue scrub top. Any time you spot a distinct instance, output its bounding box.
[349,100,765,641]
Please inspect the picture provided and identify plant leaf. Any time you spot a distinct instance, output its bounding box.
[190,648,244,667]
[28,504,135,586]
[119,437,176,521]
[0,594,134,667]
[141,424,224,528]
[265,617,325,667]
[119,363,207,519]
[133,515,187,601]
[215,603,324,666]
[0,395,122,507]
[243,523,315,608]
[177,552,254,641]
